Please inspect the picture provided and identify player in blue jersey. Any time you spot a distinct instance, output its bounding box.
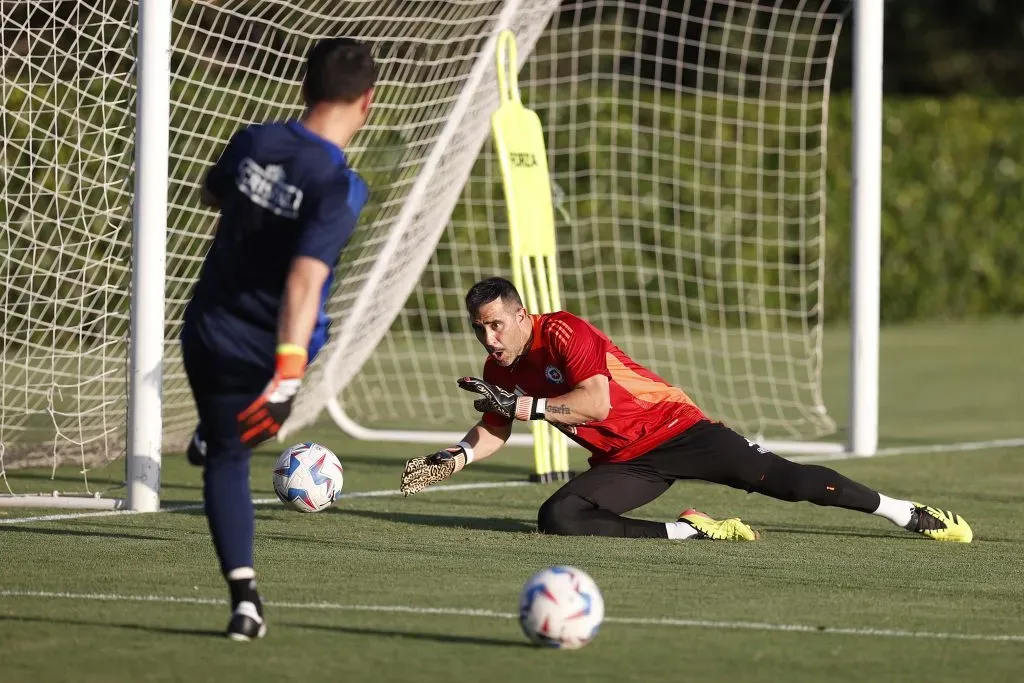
[180,37,376,641]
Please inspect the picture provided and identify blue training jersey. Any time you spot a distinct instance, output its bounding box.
[183,120,368,369]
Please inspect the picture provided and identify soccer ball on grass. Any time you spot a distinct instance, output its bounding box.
[519,565,604,649]
[271,442,343,513]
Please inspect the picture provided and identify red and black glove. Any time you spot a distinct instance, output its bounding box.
[237,344,307,448]
[457,376,544,421]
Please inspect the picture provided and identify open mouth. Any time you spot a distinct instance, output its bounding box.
[490,350,505,362]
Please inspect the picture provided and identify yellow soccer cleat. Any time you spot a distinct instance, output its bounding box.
[905,503,973,543]
[679,508,759,541]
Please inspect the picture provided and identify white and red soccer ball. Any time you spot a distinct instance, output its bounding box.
[272,442,344,513]
[519,565,604,649]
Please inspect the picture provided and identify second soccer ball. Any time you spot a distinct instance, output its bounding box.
[271,442,344,513]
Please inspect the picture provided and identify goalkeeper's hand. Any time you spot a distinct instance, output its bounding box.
[457,376,543,421]
[237,344,307,448]
[400,447,469,496]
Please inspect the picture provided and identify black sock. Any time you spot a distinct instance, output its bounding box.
[228,577,261,614]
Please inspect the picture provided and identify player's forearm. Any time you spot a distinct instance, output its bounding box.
[456,420,511,463]
[541,386,610,425]
[399,420,510,495]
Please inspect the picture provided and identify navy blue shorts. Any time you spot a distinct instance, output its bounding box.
[181,332,272,458]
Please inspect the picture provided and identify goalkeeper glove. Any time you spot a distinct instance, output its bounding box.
[457,376,545,421]
[400,445,473,496]
[237,344,307,448]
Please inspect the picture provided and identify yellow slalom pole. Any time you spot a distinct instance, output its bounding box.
[491,29,570,482]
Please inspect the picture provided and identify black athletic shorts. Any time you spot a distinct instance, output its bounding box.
[543,419,775,517]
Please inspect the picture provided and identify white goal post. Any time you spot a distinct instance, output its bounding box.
[0,0,881,511]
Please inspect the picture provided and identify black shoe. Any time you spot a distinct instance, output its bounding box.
[187,430,206,467]
[226,600,267,641]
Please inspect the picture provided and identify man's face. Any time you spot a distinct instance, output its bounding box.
[470,298,530,367]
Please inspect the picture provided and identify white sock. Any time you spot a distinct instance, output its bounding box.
[227,567,256,581]
[873,494,914,527]
[665,521,700,540]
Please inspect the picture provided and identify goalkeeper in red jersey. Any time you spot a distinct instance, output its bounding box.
[400,277,973,543]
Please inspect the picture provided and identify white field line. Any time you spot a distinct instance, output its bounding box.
[789,437,1024,463]
[0,589,1022,644]
[0,480,531,525]
[2,437,1022,525]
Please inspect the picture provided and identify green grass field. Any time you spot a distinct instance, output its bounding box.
[1,318,1023,683]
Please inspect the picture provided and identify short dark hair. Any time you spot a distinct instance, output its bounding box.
[465,277,523,315]
[303,37,377,105]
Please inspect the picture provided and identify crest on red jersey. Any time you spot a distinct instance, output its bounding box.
[545,365,565,384]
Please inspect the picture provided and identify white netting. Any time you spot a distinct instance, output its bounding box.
[331,0,848,442]
[0,0,560,479]
[0,0,846,487]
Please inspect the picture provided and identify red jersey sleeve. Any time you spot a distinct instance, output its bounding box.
[480,358,514,428]
[544,314,611,387]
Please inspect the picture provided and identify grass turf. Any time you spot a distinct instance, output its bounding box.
[1,317,1023,682]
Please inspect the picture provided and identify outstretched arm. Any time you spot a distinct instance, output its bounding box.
[458,374,611,427]
[536,375,610,425]
[457,419,513,462]
[400,419,512,495]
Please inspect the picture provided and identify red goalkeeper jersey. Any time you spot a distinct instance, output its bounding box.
[481,312,706,463]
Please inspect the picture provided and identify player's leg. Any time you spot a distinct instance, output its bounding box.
[196,391,268,639]
[656,421,972,542]
[183,341,270,639]
[536,462,669,538]
[535,462,754,540]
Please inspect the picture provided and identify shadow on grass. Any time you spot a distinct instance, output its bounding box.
[0,526,172,541]
[336,508,535,533]
[0,614,222,638]
[282,621,533,648]
[257,531,354,545]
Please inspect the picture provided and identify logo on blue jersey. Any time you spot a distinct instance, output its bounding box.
[236,158,304,218]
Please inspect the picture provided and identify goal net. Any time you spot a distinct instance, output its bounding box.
[316,0,848,447]
[0,0,560,488]
[0,0,847,497]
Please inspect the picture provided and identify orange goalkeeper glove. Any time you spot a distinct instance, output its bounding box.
[237,344,307,448]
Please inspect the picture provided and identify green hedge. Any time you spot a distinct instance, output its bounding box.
[440,86,829,333]
[442,90,1024,330]
[3,76,1023,350]
[825,95,1024,321]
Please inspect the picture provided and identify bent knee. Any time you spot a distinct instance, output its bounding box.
[537,495,589,535]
